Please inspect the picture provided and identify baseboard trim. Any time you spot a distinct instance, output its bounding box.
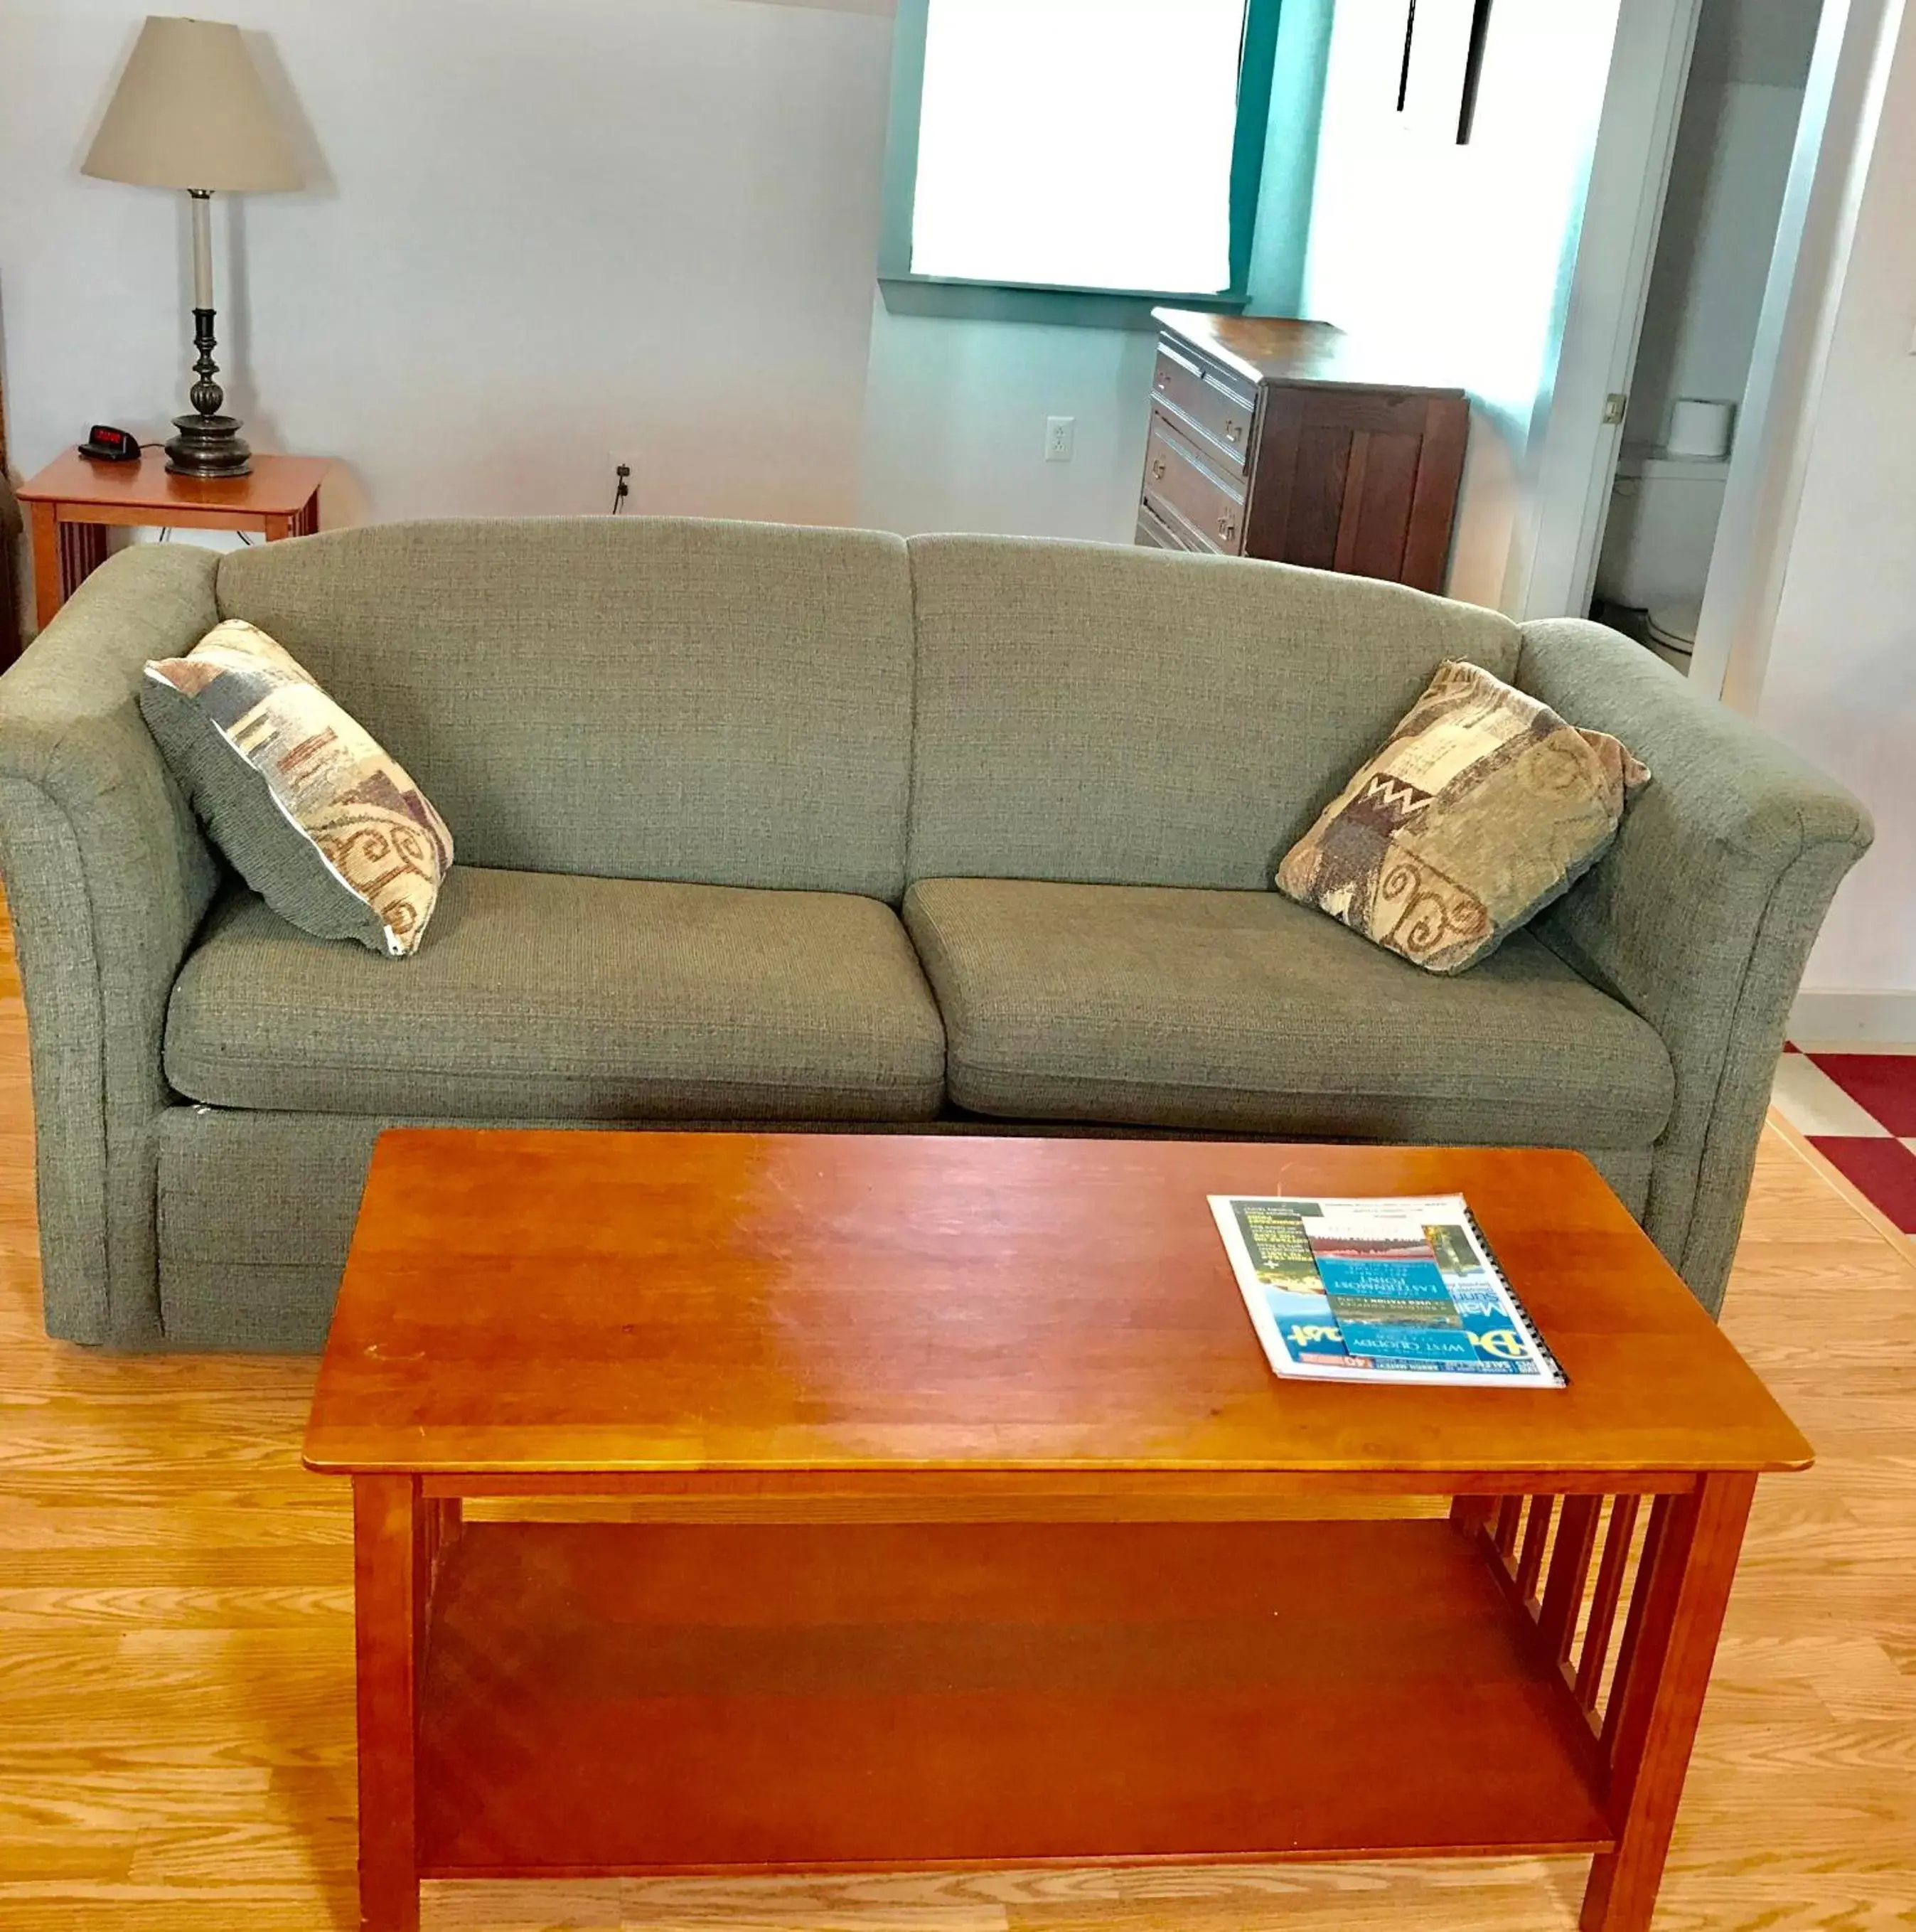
[1787,991,1916,1045]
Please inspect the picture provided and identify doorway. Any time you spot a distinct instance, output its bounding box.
[1588,0,1825,676]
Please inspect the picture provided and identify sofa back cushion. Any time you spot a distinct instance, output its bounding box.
[906,535,1524,890]
[215,518,916,899]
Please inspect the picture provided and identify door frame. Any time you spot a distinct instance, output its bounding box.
[1510,0,1907,715]
[1691,0,1907,708]
[1499,0,1703,624]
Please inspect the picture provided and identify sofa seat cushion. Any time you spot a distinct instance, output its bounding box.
[904,879,1673,1148]
[166,866,946,1121]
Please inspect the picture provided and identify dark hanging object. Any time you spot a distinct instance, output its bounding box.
[1458,0,1495,144]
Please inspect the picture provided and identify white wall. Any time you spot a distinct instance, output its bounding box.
[0,0,895,531]
[1300,0,1626,608]
[1750,0,1916,1024]
[0,0,1713,608]
[0,0,1347,565]
[858,304,1156,541]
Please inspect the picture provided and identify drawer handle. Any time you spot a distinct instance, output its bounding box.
[1156,372,1171,392]
[1150,457,1167,481]
[1224,420,1243,443]
[1217,516,1238,543]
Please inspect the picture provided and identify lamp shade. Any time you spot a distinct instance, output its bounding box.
[82,16,301,192]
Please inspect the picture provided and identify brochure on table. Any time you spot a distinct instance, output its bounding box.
[1209,1192,1566,1389]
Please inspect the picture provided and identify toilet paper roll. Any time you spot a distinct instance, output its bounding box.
[1666,397,1735,461]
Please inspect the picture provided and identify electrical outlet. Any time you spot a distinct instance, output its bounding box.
[1045,416,1076,463]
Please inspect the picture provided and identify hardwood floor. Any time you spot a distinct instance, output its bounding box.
[0,904,1910,1931]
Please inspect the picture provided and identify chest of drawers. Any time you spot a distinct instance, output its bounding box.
[1138,309,1469,594]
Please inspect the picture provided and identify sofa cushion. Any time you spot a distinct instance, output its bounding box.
[1278,659,1650,974]
[141,619,454,956]
[903,878,1674,1149]
[906,535,1524,888]
[214,518,916,898]
[166,865,946,1121]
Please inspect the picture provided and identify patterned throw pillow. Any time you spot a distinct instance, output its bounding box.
[1276,660,1648,975]
[141,619,452,956]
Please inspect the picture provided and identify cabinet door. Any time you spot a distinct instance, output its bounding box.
[1248,389,1467,592]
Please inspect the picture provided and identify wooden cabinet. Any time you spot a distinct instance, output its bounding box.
[1138,309,1469,594]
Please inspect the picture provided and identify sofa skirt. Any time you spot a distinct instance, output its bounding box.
[154,1105,1657,1353]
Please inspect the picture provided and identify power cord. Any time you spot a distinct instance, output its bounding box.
[611,463,631,515]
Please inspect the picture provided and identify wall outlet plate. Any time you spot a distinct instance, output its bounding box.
[1045,416,1076,462]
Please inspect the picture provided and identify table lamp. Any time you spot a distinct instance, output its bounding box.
[82,16,301,478]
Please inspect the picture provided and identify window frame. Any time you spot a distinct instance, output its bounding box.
[877,0,1284,328]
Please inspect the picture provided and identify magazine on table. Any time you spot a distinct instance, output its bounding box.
[1209,1192,1566,1389]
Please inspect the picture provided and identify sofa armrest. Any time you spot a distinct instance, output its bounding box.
[0,545,223,1343]
[1516,617,1872,1312]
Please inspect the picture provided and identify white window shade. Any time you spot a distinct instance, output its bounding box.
[909,0,1247,294]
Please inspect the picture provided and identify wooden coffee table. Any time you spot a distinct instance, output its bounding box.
[304,1131,1809,1932]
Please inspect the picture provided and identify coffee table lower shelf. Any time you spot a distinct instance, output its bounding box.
[409,1515,1616,1875]
[352,1473,1757,1932]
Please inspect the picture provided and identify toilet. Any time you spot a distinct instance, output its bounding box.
[1594,450,1730,678]
[1644,596,1701,673]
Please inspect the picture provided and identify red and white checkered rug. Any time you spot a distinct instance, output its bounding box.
[1770,1044,1916,1232]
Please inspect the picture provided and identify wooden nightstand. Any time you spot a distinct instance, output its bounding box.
[18,449,330,631]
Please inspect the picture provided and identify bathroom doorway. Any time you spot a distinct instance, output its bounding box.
[1589,0,1826,674]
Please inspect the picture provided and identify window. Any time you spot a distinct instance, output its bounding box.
[880,0,1280,315]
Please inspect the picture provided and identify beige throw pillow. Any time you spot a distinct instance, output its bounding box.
[1277,660,1648,974]
[141,620,453,956]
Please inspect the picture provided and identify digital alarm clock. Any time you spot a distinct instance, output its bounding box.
[78,425,141,462]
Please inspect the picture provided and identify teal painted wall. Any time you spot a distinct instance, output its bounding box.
[1246,0,1337,314]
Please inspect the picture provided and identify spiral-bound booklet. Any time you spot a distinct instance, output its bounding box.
[1209,1192,1566,1388]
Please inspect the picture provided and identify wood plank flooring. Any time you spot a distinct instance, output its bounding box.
[0,902,1910,1930]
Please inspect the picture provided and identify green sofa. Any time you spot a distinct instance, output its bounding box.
[0,518,1871,1350]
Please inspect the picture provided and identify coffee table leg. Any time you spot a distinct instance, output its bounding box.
[1578,1471,1756,1932]
[354,1474,424,1932]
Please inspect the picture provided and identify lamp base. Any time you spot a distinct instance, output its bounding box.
[166,301,252,477]
[165,412,252,479]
